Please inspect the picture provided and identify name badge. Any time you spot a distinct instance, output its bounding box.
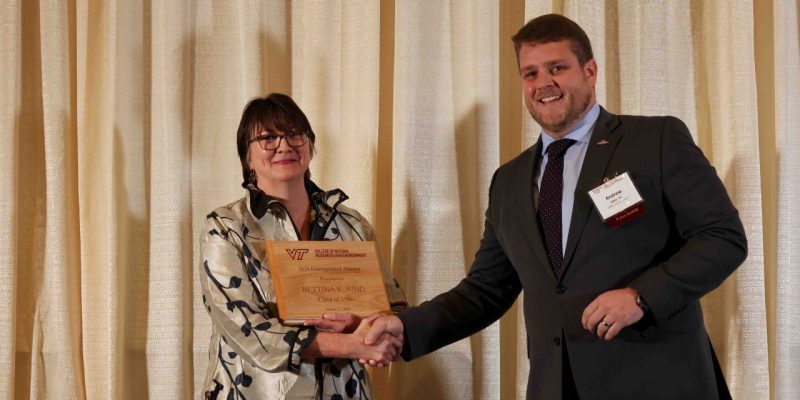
[587,172,644,227]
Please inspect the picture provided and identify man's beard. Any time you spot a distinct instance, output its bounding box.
[530,89,592,134]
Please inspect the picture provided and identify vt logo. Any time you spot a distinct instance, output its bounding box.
[286,248,309,260]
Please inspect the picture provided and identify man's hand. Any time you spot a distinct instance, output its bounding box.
[353,314,404,367]
[581,288,644,341]
[304,313,361,333]
[364,314,404,344]
[351,314,403,367]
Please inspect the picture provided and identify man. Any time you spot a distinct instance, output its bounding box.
[365,13,747,400]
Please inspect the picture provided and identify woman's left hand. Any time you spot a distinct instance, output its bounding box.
[304,313,362,333]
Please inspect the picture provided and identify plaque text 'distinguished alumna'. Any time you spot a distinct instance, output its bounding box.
[265,240,391,325]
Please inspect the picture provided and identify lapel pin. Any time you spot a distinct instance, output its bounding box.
[596,139,610,146]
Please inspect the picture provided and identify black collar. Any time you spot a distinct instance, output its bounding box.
[247,179,342,219]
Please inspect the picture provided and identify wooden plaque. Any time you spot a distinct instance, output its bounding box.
[265,240,391,325]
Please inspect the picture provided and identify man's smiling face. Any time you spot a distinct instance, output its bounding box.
[519,40,597,138]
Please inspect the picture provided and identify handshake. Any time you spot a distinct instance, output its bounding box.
[304,313,405,367]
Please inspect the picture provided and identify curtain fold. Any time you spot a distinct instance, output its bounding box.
[389,2,502,398]
[148,1,194,398]
[1,1,794,399]
[772,0,800,398]
[690,4,768,397]
[391,2,477,397]
[0,1,21,399]
[293,0,381,219]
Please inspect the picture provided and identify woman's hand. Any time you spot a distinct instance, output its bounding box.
[304,313,362,333]
[300,313,401,366]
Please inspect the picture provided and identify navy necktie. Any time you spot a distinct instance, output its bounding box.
[538,139,576,278]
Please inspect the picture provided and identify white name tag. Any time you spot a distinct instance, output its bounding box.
[588,172,644,227]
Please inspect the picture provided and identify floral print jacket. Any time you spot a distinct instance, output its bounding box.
[200,180,406,399]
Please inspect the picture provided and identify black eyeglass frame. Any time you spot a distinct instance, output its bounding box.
[248,131,309,151]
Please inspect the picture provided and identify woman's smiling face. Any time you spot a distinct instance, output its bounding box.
[248,127,313,190]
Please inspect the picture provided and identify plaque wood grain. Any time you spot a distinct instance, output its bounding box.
[265,241,391,325]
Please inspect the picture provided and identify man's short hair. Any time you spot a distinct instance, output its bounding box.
[512,14,594,66]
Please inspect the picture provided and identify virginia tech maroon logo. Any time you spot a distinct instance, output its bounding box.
[285,248,309,260]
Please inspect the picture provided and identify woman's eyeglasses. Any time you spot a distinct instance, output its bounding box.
[249,131,308,150]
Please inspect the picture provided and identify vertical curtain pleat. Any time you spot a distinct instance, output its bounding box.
[616,1,697,132]
[392,1,473,398]
[0,0,20,398]
[76,0,119,394]
[111,1,149,398]
[38,0,83,399]
[148,1,194,398]
[15,0,47,397]
[449,3,501,399]
[11,1,83,398]
[77,0,151,398]
[690,2,769,399]
[773,0,800,398]
[293,0,381,220]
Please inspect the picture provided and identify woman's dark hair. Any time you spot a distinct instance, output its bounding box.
[512,14,594,66]
[236,93,316,186]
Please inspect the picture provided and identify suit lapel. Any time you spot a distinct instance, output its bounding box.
[562,108,621,278]
[515,140,555,282]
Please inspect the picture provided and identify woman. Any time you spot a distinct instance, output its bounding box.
[200,93,406,399]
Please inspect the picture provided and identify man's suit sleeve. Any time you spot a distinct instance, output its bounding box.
[629,116,747,326]
[398,172,523,360]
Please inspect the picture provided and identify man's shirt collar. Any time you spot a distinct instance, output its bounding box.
[540,102,600,155]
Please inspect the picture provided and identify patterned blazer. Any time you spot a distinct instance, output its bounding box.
[200,180,406,400]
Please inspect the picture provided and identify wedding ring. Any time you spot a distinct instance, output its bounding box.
[601,320,612,328]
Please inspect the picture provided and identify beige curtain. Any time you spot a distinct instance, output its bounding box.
[1,0,795,399]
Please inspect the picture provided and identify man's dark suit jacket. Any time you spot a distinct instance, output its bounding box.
[398,108,747,399]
